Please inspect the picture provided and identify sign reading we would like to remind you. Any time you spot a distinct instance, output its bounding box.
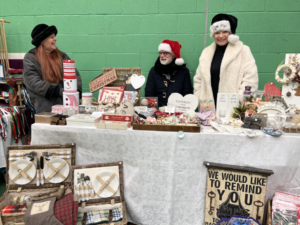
[204,162,273,225]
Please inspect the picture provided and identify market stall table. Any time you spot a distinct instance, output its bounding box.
[31,123,300,225]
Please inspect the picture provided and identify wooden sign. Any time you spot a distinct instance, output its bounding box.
[167,93,198,113]
[89,69,117,93]
[204,162,274,225]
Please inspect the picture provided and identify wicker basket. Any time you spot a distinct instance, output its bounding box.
[103,68,142,106]
[0,144,76,224]
[266,199,272,225]
[72,162,127,225]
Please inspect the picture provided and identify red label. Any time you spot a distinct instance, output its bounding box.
[102,114,133,122]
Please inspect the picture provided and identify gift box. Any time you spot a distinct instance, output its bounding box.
[66,114,100,127]
[78,105,98,114]
[51,105,78,116]
[105,121,130,130]
[0,144,76,224]
[102,113,133,122]
[63,74,77,93]
[63,92,79,107]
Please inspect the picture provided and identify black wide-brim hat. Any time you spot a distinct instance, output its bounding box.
[31,24,58,47]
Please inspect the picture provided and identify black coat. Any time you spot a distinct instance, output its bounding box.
[145,57,193,107]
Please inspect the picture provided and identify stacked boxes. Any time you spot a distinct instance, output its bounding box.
[63,60,79,107]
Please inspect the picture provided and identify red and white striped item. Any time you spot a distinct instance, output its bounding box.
[63,60,75,68]
[272,191,300,224]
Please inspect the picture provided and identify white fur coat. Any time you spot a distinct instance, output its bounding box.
[193,41,258,103]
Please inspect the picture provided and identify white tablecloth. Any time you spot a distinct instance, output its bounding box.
[31,123,300,225]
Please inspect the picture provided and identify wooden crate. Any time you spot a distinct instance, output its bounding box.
[133,123,200,133]
[103,68,142,106]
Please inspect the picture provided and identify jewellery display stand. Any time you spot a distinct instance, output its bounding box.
[72,162,127,225]
[0,144,76,224]
[282,53,300,108]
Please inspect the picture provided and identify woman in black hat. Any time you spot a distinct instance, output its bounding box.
[193,13,258,107]
[23,24,82,113]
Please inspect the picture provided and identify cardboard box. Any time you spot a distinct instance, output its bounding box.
[35,112,56,124]
[94,117,106,129]
[105,121,129,130]
[102,113,133,122]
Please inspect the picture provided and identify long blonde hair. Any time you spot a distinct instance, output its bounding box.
[36,44,63,83]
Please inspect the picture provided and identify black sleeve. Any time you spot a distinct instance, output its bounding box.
[145,69,156,97]
[45,85,61,100]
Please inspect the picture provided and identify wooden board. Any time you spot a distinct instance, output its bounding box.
[133,123,200,133]
[89,69,117,93]
[204,163,273,225]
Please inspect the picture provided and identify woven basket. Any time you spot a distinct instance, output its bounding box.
[103,68,142,106]
[0,144,76,223]
[72,162,127,225]
[265,199,272,225]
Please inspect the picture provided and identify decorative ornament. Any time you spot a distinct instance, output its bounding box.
[269,96,288,110]
[264,82,281,101]
[289,53,300,83]
[257,103,286,114]
[232,103,250,121]
[275,63,296,84]
[294,86,300,96]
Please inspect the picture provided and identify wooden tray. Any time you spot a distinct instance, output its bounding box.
[133,124,200,133]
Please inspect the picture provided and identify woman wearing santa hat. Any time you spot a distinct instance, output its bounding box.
[23,24,82,113]
[194,14,258,106]
[145,39,193,107]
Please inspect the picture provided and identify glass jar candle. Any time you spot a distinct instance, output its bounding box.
[82,93,93,105]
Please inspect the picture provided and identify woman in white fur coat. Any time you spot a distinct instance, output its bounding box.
[194,14,258,106]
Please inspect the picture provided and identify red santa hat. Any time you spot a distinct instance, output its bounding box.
[158,39,184,66]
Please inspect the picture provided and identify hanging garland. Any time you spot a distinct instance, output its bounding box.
[275,64,296,84]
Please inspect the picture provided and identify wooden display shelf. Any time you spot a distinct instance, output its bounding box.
[133,123,200,133]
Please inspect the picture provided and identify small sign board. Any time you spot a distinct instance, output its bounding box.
[167,93,198,113]
[89,69,117,93]
[204,161,273,225]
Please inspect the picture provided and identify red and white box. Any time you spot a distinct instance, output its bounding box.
[63,74,77,93]
[102,113,133,122]
[63,60,75,68]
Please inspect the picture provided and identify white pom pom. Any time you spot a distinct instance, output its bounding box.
[175,58,184,66]
[228,34,239,44]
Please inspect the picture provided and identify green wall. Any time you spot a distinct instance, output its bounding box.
[1,0,300,98]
